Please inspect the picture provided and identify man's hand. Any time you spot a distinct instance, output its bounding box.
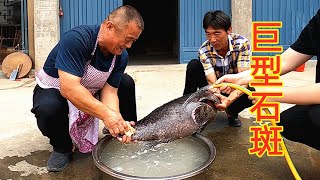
[248,96,258,104]
[213,88,244,111]
[102,107,130,138]
[208,87,220,94]
[99,83,137,143]
[102,121,136,143]
[213,93,230,111]
[217,84,233,94]
[116,121,136,143]
[215,70,252,86]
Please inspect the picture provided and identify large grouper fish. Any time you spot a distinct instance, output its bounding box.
[126,85,220,143]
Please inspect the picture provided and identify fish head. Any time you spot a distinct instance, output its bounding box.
[191,95,219,126]
[182,85,220,126]
[182,85,220,109]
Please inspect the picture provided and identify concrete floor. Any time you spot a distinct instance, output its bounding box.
[1,62,320,180]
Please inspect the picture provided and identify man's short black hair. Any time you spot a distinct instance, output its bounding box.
[203,10,231,32]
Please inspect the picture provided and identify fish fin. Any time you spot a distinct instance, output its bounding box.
[158,139,172,144]
[199,121,214,133]
[150,139,171,144]
[102,127,110,135]
[197,124,207,133]
[135,139,171,148]
[143,141,159,148]
[197,116,216,133]
[144,140,171,147]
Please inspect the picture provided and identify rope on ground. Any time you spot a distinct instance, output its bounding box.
[0,79,35,90]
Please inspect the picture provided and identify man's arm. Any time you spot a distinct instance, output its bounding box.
[207,71,247,110]
[215,70,252,85]
[220,37,251,106]
[267,84,320,105]
[206,73,217,85]
[262,48,315,105]
[58,70,129,137]
[218,48,317,105]
[100,83,120,112]
[216,48,312,85]
[99,82,133,142]
[280,48,312,75]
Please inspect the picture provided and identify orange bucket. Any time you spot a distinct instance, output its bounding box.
[295,63,305,72]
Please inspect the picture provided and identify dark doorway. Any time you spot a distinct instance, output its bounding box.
[0,0,24,69]
[123,0,179,65]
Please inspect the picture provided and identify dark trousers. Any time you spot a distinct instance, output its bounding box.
[279,105,320,150]
[183,59,254,117]
[31,73,137,153]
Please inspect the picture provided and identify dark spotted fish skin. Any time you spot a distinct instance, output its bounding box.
[132,85,220,142]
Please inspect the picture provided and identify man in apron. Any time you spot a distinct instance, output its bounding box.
[31,5,144,172]
[183,10,253,127]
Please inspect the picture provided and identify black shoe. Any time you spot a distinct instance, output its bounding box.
[47,151,72,172]
[228,116,242,127]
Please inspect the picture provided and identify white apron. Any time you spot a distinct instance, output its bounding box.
[36,36,116,153]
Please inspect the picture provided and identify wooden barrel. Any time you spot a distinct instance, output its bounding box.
[2,51,32,79]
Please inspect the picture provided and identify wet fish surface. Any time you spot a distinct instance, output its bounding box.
[131,85,220,143]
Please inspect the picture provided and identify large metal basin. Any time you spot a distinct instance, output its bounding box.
[92,133,216,180]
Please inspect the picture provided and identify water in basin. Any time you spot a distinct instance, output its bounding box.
[100,137,209,177]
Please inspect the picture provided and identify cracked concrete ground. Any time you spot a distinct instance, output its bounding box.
[1,62,320,180]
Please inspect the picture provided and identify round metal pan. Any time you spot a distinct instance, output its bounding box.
[92,133,216,180]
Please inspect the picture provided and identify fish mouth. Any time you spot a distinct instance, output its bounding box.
[200,99,215,107]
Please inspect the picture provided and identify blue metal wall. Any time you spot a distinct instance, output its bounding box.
[253,0,320,52]
[59,1,319,63]
[60,0,122,35]
[179,0,231,63]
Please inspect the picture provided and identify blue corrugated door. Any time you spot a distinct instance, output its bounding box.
[60,0,123,36]
[21,0,28,54]
[253,0,320,55]
[179,0,231,63]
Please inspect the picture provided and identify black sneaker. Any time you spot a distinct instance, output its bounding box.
[47,151,72,172]
[228,116,242,127]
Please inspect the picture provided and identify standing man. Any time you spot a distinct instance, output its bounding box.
[183,10,253,127]
[31,5,144,172]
